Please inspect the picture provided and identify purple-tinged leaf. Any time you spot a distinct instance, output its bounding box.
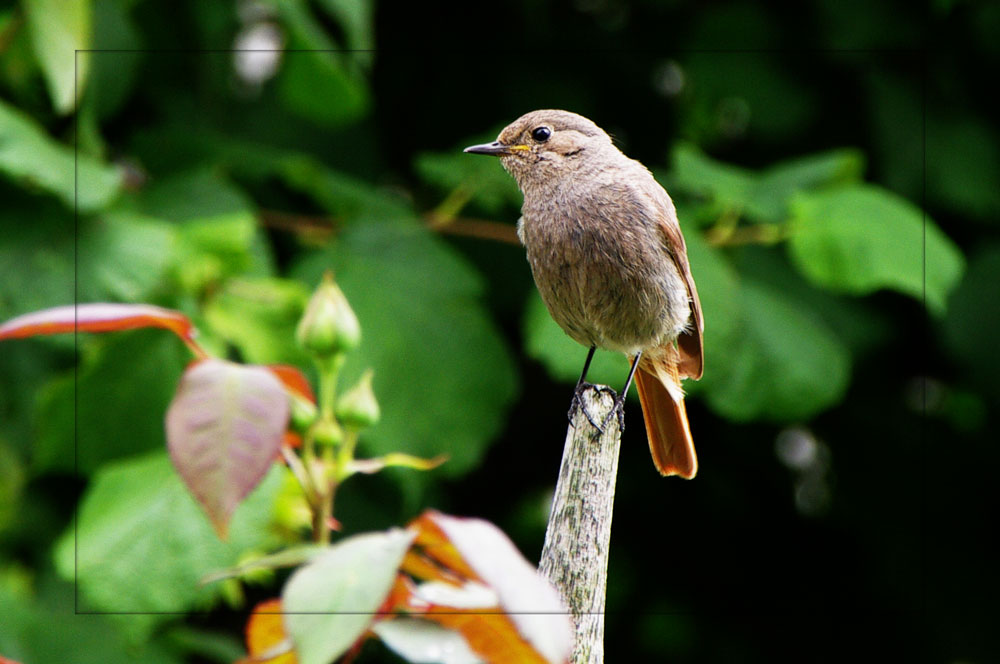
[166,359,290,538]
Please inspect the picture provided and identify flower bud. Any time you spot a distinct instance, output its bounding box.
[336,369,380,429]
[312,417,343,447]
[289,393,317,433]
[296,271,360,357]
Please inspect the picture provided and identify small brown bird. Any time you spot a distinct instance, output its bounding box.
[465,110,704,478]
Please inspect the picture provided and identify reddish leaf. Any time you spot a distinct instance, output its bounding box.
[166,359,290,538]
[423,612,551,664]
[0,656,25,664]
[408,512,481,582]
[399,550,464,587]
[377,577,555,664]
[239,599,298,664]
[267,364,315,403]
[406,511,572,664]
[281,431,303,449]
[0,303,194,342]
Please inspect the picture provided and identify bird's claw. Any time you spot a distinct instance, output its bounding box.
[569,383,621,433]
[599,394,627,434]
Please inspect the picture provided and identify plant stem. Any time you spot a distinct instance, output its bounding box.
[426,185,473,228]
[281,445,319,509]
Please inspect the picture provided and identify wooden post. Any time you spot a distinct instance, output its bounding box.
[539,386,621,664]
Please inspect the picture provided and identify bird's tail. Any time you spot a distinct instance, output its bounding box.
[635,345,697,478]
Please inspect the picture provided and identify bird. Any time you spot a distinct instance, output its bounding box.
[464,109,703,478]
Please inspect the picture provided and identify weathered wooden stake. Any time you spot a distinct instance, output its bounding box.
[539,386,621,664]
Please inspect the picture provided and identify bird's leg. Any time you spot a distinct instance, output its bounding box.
[600,352,642,433]
[568,346,611,429]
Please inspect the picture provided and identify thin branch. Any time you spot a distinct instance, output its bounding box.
[424,215,521,245]
[705,222,787,247]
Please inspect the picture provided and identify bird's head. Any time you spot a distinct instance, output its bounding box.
[464,109,615,186]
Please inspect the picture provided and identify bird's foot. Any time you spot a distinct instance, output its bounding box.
[569,382,619,432]
[599,392,627,434]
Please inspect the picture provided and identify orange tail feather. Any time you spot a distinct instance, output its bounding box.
[634,353,697,479]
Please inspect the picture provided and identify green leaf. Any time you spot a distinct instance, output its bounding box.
[87,0,143,120]
[0,583,180,664]
[701,279,851,421]
[276,153,411,220]
[0,442,26,532]
[78,210,176,302]
[293,217,519,476]
[54,453,285,636]
[22,0,91,113]
[669,143,864,223]
[748,149,865,222]
[0,99,121,212]
[202,277,311,365]
[33,329,189,476]
[276,0,369,128]
[0,198,75,318]
[132,168,261,290]
[279,50,369,128]
[415,147,523,215]
[733,245,892,358]
[314,0,375,52]
[669,142,755,215]
[283,529,416,664]
[788,184,965,315]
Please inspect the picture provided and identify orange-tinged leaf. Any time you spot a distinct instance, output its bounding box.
[426,612,551,664]
[267,364,315,403]
[406,511,573,664]
[399,551,464,587]
[1,656,25,664]
[377,574,418,613]
[0,303,194,341]
[242,599,298,664]
[408,512,481,582]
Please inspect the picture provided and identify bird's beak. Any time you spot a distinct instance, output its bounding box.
[463,141,512,156]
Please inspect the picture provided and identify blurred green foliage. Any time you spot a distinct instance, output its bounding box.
[0,0,996,662]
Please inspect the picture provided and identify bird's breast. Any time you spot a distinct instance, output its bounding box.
[519,198,690,355]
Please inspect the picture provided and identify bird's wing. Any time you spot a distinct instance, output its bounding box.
[652,189,704,380]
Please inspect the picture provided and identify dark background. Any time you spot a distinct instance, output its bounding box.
[1,0,998,662]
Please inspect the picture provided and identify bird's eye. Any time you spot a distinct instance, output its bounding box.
[531,126,552,142]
